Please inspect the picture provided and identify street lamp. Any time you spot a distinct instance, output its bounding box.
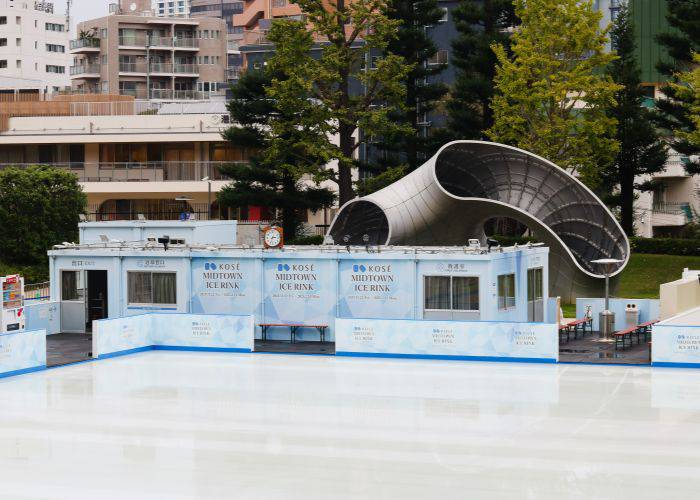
[202,176,211,220]
[591,258,624,339]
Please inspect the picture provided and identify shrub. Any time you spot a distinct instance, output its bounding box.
[630,237,700,256]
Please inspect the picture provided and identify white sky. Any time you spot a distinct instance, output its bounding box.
[57,0,114,31]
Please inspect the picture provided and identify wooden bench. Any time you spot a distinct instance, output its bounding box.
[259,323,329,344]
[558,317,593,343]
[614,319,659,350]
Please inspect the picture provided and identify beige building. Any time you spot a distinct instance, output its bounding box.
[70,0,227,100]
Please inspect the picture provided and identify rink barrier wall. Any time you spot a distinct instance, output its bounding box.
[651,324,700,368]
[93,313,254,359]
[335,318,559,363]
[0,329,47,379]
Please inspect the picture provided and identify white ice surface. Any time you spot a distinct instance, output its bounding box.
[1,352,700,499]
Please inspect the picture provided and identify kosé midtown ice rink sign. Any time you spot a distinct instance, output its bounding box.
[338,259,413,319]
[263,259,335,325]
[191,258,260,315]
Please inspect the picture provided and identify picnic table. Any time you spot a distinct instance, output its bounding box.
[259,323,329,344]
[614,320,658,350]
[558,317,593,343]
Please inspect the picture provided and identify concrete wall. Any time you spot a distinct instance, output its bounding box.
[660,277,700,320]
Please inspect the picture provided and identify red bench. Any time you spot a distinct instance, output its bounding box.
[259,323,329,344]
[558,317,593,343]
[614,320,659,350]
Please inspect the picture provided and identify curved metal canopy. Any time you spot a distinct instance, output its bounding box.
[328,141,630,301]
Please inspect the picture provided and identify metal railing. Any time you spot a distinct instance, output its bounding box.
[119,62,148,73]
[25,281,50,302]
[119,35,149,46]
[149,36,174,47]
[0,161,245,182]
[149,62,174,73]
[89,206,212,222]
[70,38,101,50]
[174,63,199,74]
[652,202,691,215]
[174,38,199,48]
[70,64,101,76]
[227,67,243,80]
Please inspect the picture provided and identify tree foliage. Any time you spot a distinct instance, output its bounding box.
[270,0,411,205]
[670,54,700,154]
[448,0,517,139]
[488,0,619,187]
[218,21,335,239]
[0,166,86,265]
[602,5,667,236]
[372,0,448,171]
[655,0,700,174]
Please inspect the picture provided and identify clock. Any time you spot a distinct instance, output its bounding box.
[263,226,284,249]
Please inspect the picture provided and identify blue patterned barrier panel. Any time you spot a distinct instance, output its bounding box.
[335,318,558,362]
[652,325,700,368]
[0,329,47,378]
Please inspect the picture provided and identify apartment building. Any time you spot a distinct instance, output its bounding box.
[70,0,227,100]
[152,0,190,17]
[0,0,70,94]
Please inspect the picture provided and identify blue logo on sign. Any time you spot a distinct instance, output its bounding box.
[205,262,218,271]
[353,264,367,273]
[277,264,291,272]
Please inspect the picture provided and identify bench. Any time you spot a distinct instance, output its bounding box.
[259,323,329,344]
[614,320,659,350]
[558,317,593,343]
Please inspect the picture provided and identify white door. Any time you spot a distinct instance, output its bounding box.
[527,268,544,323]
[60,270,86,333]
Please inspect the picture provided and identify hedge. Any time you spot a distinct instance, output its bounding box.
[629,237,700,256]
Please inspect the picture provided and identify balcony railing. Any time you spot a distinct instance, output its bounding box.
[119,36,149,47]
[69,64,101,76]
[174,37,199,48]
[174,63,198,74]
[226,67,243,80]
[149,62,174,73]
[119,62,148,73]
[0,162,246,182]
[69,38,101,50]
[148,36,173,47]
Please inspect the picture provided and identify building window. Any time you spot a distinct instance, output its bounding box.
[427,49,449,66]
[424,276,479,311]
[0,17,6,25]
[45,22,65,32]
[46,43,65,53]
[438,7,448,22]
[0,60,7,69]
[61,271,85,301]
[497,273,516,310]
[16,16,21,25]
[128,272,177,306]
[16,60,21,69]
[46,65,65,73]
[16,38,21,47]
[0,39,6,47]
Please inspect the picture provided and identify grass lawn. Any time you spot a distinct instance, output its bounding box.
[561,253,700,317]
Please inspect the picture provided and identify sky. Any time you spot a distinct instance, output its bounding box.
[58,0,114,30]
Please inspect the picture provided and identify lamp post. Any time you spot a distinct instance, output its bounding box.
[202,176,211,220]
[591,258,624,340]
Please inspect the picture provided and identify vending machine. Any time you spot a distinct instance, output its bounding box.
[1,274,25,333]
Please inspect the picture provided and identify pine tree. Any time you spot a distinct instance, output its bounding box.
[488,0,619,187]
[447,0,517,139]
[374,0,448,171]
[269,0,411,205]
[218,25,335,239]
[655,0,700,174]
[603,5,667,236]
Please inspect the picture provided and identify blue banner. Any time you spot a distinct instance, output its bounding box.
[335,318,558,362]
[191,258,261,316]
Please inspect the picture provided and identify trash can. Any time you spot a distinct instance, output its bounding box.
[625,303,639,329]
[599,311,615,339]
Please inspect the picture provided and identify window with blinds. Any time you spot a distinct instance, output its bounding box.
[424,276,479,311]
[127,272,176,305]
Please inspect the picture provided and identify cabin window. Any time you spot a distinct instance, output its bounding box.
[424,276,479,311]
[127,272,176,306]
[497,273,516,310]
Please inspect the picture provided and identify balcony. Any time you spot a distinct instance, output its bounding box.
[651,202,692,227]
[69,64,101,78]
[174,37,199,49]
[0,162,243,182]
[119,62,148,74]
[655,152,692,178]
[226,67,243,80]
[119,35,148,48]
[149,62,174,74]
[69,38,101,52]
[148,36,174,48]
[173,63,199,75]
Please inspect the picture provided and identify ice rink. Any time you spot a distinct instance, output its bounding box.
[2,352,700,499]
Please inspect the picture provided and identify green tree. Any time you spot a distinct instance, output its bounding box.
[488,0,619,187]
[373,0,448,171]
[218,22,335,239]
[448,0,517,139]
[655,0,700,174]
[670,54,700,152]
[0,166,86,265]
[270,0,411,205]
[602,5,667,236]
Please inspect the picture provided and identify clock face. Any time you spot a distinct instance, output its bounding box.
[264,228,282,247]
